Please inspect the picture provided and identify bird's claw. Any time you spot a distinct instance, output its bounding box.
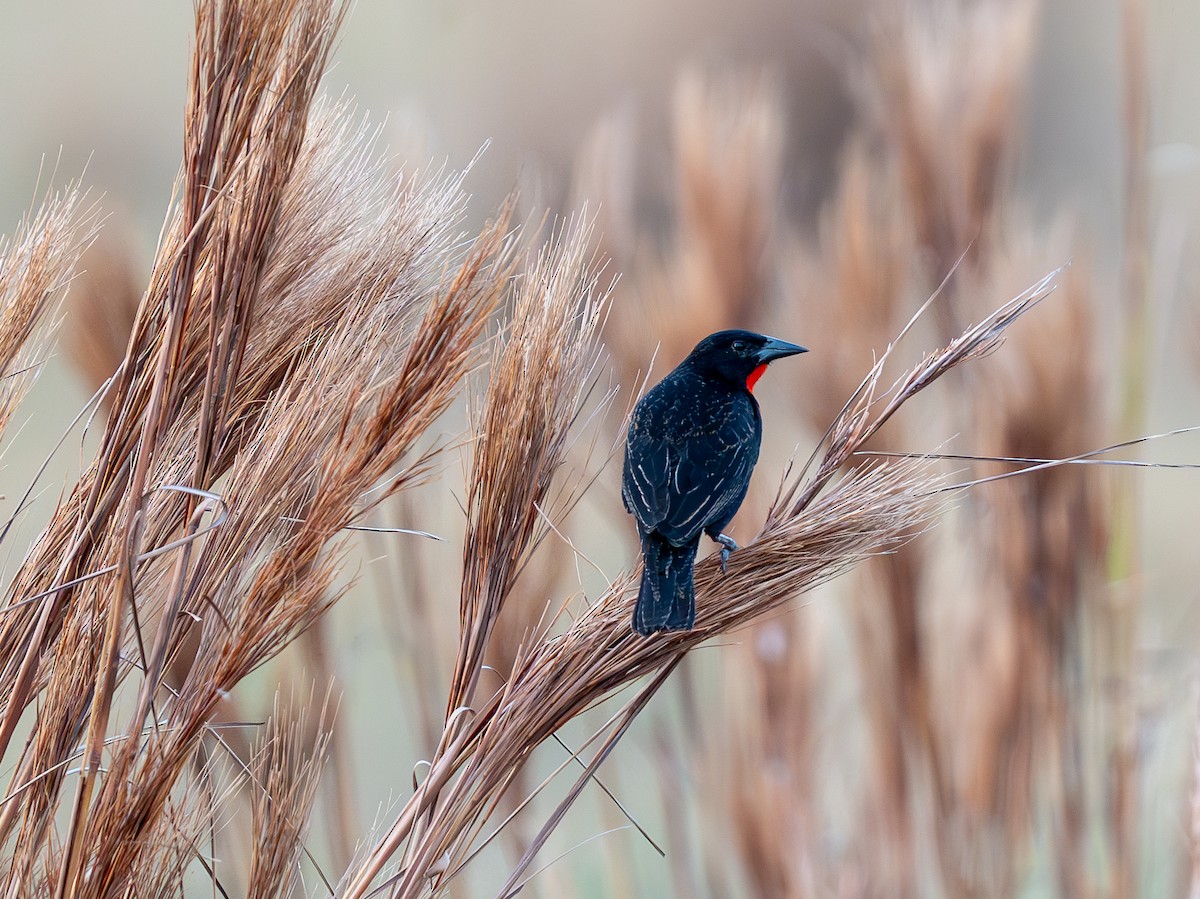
[715,533,739,574]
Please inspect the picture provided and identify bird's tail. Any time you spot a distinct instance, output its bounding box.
[634,535,698,636]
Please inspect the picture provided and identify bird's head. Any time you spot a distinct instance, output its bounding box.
[683,329,808,392]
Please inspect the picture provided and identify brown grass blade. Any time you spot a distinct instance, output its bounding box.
[0,181,100,434]
[446,215,608,718]
[55,3,346,891]
[246,696,333,899]
[0,0,517,893]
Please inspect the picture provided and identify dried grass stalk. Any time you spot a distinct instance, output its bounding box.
[945,236,1106,897]
[1109,1,1150,894]
[446,216,608,719]
[64,226,142,406]
[589,72,784,384]
[779,136,929,897]
[246,697,333,899]
[0,182,99,431]
[57,208,510,896]
[669,70,782,337]
[0,0,516,893]
[864,0,1037,334]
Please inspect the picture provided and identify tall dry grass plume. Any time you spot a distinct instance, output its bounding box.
[0,0,1185,897]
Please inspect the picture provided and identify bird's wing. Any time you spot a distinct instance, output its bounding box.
[654,428,757,544]
[623,433,674,531]
[624,404,759,546]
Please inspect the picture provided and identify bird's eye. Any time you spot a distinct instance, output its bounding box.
[731,340,746,353]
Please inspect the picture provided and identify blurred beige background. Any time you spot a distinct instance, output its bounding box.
[3,2,1200,894]
[2,1,1183,242]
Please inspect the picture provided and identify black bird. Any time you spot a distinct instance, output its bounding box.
[623,329,807,635]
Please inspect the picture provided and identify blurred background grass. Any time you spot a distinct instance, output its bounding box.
[3,1,1200,896]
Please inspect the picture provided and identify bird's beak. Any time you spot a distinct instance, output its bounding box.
[754,337,808,364]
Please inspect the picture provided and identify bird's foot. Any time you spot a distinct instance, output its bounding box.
[714,533,739,574]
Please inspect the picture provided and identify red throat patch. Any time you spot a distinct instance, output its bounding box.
[746,363,768,392]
